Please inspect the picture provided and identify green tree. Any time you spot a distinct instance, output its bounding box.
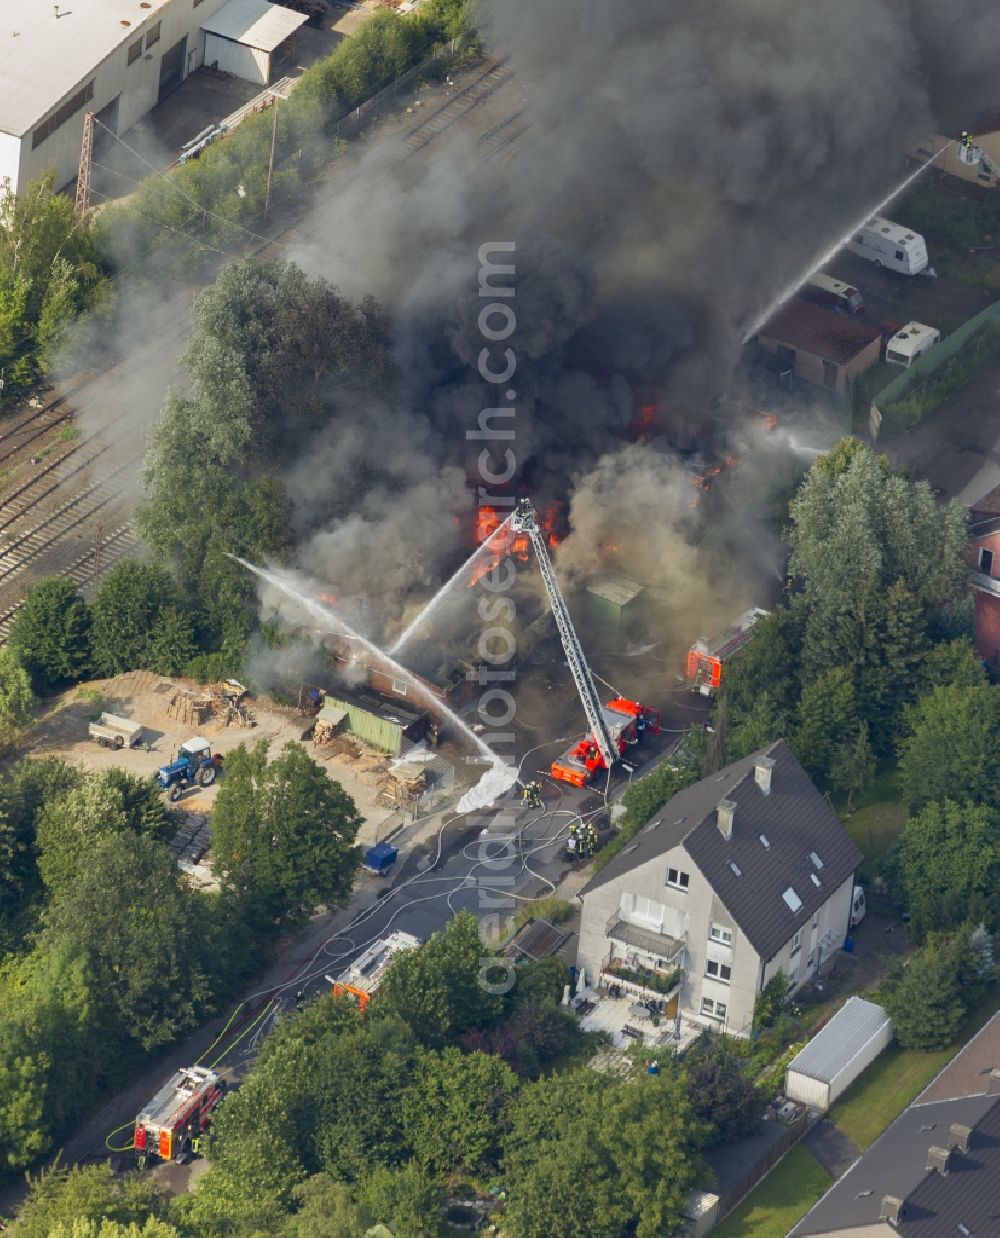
[282,1174,374,1238]
[884,934,968,1050]
[829,720,875,811]
[210,740,361,930]
[376,910,505,1047]
[35,774,129,897]
[894,800,1000,939]
[357,1162,444,1238]
[792,666,856,784]
[8,579,91,691]
[0,646,34,747]
[146,605,197,676]
[400,1047,519,1176]
[9,1163,168,1238]
[40,833,214,1048]
[753,971,786,1032]
[503,1068,703,1238]
[897,683,1000,812]
[89,560,178,676]
[921,637,986,690]
[685,1042,761,1146]
[0,173,107,402]
[0,758,81,947]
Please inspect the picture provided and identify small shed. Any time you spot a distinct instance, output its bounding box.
[201,0,308,85]
[785,997,893,1111]
[583,576,644,636]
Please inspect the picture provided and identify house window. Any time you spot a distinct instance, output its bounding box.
[791,929,802,956]
[807,951,816,968]
[390,680,407,696]
[666,868,689,891]
[811,914,818,930]
[146,21,161,48]
[128,39,143,65]
[715,1001,727,1019]
[32,80,95,148]
[980,548,994,576]
[895,250,904,261]
[705,960,732,984]
[702,997,726,1020]
[710,924,733,946]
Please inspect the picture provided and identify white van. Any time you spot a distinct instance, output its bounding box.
[847,217,930,275]
[850,886,866,928]
[885,322,940,367]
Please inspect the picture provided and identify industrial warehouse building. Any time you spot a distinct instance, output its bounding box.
[757,298,882,395]
[784,997,893,1112]
[0,0,307,195]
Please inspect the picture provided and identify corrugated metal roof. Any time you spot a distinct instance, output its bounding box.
[0,0,194,137]
[201,0,307,51]
[787,997,891,1084]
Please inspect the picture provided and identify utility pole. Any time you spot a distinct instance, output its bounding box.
[264,98,279,217]
[75,112,95,217]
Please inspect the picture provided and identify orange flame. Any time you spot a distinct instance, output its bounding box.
[632,403,659,441]
[468,502,562,586]
[319,592,338,605]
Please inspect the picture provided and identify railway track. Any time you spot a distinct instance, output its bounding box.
[403,58,514,155]
[0,52,525,645]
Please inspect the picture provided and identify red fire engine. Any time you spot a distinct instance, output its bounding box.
[686,607,768,696]
[327,931,421,1011]
[550,699,661,788]
[133,1066,226,1166]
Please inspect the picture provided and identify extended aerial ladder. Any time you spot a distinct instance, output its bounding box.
[510,499,619,769]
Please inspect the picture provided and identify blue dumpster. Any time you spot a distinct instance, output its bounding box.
[364,841,398,876]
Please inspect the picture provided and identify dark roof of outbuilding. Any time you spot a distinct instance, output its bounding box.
[759,298,881,365]
[580,740,862,962]
[791,1093,1000,1236]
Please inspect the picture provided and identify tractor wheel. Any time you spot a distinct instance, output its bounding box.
[169,785,183,802]
[199,764,217,788]
[114,735,125,750]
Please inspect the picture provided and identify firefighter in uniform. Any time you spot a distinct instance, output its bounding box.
[567,821,579,857]
[636,710,646,739]
[521,781,542,809]
[962,130,973,149]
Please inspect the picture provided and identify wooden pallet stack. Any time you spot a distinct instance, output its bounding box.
[166,690,214,729]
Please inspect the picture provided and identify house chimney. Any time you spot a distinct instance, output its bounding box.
[755,756,775,795]
[879,1196,903,1225]
[717,799,736,840]
[949,1123,971,1152]
[926,1146,952,1175]
[988,1068,1000,1095]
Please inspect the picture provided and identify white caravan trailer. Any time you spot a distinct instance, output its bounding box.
[847,217,930,275]
[885,322,941,367]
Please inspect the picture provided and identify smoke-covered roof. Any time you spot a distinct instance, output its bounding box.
[759,299,881,366]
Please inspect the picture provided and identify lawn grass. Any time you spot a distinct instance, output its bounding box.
[833,766,907,885]
[829,988,1000,1149]
[827,1042,953,1149]
[713,1144,832,1238]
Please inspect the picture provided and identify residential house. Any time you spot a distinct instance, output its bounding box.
[792,1009,1000,1235]
[576,741,862,1036]
[969,484,1000,664]
[757,299,882,396]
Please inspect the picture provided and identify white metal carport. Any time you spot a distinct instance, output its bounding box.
[200,0,308,86]
[785,996,893,1112]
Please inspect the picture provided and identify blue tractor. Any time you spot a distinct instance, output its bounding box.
[156,738,222,802]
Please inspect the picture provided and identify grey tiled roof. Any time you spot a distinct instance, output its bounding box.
[581,740,862,962]
[791,1093,1000,1236]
